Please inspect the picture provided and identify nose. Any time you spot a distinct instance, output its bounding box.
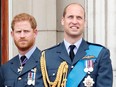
[72,18,78,24]
[20,31,25,37]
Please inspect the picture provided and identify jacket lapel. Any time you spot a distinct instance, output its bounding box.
[20,48,41,75]
[10,55,20,75]
[57,42,72,64]
[73,39,89,64]
[57,40,89,65]
[49,39,89,66]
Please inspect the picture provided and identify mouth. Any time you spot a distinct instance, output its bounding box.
[70,26,79,29]
[19,40,27,43]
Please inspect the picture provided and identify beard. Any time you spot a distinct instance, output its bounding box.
[14,39,35,51]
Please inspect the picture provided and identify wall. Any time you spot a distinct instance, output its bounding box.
[11,0,57,56]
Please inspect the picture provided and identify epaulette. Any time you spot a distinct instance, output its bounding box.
[42,42,61,52]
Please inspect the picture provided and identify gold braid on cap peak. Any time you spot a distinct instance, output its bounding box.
[40,51,68,87]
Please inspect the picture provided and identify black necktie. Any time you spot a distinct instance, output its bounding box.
[69,45,75,61]
[20,55,27,66]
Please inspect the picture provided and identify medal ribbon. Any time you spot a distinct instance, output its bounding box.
[27,68,36,86]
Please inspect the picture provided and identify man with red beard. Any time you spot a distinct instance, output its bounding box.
[40,3,113,87]
[0,13,44,87]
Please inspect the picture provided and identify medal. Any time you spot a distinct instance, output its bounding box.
[88,60,93,72]
[88,67,93,72]
[18,66,23,73]
[84,60,89,72]
[84,68,89,73]
[83,75,94,87]
[83,60,94,87]
[27,68,37,86]
[84,60,94,73]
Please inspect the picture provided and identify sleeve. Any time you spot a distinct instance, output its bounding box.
[96,48,113,87]
[0,67,4,87]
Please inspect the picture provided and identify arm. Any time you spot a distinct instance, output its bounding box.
[96,48,113,87]
[0,67,4,87]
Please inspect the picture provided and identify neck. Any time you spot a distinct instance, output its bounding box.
[64,35,82,44]
[19,50,28,55]
[18,45,34,55]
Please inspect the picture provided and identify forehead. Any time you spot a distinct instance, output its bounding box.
[14,21,30,26]
[13,21,32,31]
[14,21,31,28]
[65,4,85,16]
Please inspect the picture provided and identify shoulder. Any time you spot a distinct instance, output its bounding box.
[34,47,41,54]
[35,47,41,51]
[43,42,62,51]
[87,41,105,48]
[1,55,18,68]
[86,41,109,52]
[85,42,111,62]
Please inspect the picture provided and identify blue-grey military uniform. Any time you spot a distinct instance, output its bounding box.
[43,39,113,87]
[0,47,44,87]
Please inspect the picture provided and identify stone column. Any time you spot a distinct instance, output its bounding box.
[107,0,116,86]
[87,0,116,86]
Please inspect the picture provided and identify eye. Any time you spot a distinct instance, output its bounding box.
[24,30,30,33]
[68,15,74,19]
[77,16,83,20]
[16,31,21,33]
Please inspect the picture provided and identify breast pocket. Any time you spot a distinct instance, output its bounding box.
[4,80,14,87]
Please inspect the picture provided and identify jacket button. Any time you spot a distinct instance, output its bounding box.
[71,66,74,68]
[53,73,55,76]
[18,77,22,80]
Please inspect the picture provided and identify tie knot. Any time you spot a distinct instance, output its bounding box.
[21,55,26,62]
[20,55,27,66]
[69,45,75,61]
[69,45,75,50]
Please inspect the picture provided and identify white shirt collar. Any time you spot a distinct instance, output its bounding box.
[19,45,36,59]
[64,38,82,54]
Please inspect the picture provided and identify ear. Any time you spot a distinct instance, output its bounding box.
[11,31,14,37]
[34,28,38,37]
[61,17,64,25]
[84,20,87,29]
